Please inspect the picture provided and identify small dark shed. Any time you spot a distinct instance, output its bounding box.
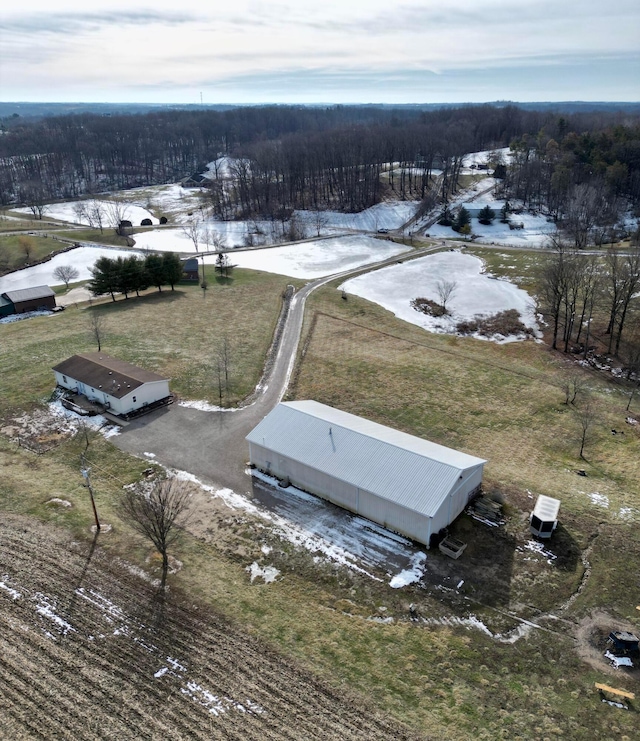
[182,257,199,281]
[1,285,56,315]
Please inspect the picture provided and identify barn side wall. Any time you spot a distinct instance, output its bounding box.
[14,295,56,313]
[248,443,434,546]
[248,443,359,512]
[357,490,432,546]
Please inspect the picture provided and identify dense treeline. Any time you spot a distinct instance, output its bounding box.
[500,121,640,246]
[2,104,637,214]
[89,252,183,300]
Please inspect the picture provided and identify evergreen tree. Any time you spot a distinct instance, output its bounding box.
[145,254,165,292]
[478,205,496,225]
[438,205,453,226]
[126,256,149,296]
[89,256,119,301]
[162,252,184,290]
[453,207,471,233]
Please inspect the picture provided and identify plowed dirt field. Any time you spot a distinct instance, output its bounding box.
[0,515,419,740]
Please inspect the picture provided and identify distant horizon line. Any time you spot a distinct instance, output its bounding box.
[2,99,640,106]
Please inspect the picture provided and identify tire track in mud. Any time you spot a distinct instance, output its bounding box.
[0,516,420,741]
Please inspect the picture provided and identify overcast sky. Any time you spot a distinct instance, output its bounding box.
[1,0,639,104]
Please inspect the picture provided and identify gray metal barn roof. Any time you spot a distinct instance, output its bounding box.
[2,285,55,303]
[246,401,486,518]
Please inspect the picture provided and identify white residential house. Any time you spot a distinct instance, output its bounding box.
[52,352,170,417]
[246,400,486,547]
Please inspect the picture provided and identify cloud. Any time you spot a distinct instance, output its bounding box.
[0,10,199,35]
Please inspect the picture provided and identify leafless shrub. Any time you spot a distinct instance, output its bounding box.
[411,297,447,317]
[456,310,533,338]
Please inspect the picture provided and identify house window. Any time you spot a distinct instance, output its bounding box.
[133,396,137,403]
[62,375,67,383]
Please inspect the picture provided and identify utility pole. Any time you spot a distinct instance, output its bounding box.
[80,454,101,531]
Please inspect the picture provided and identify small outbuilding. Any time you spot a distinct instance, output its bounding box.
[52,352,171,418]
[530,494,560,539]
[182,257,200,281]
[246,401,486,547]
[0,285,56,316]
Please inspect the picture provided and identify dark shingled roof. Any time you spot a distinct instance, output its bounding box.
[52,353,168,399]
[3,285,55,303]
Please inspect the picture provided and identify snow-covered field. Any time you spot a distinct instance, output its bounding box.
[118,184,209,223]
[295,201,419,233]
[0,246,139,292]
[203,235,409,279]
[131,228,197,252]
[340,250,539,342]
[427,206,556,247]
[131,221,289,252]
[13,200,158,227]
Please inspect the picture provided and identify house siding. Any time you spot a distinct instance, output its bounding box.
[54,371,170,415]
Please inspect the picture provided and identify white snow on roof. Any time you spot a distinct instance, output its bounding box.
[247,401,486,519]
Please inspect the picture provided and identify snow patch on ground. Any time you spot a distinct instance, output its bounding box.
[520,540,557,565]
[246,562,280,584]
[0,579,21,600]
[178,400,237,413]
[615,506,639,521]
[48,400,121,440]
[35,593,76,637]
[341,250,539,342]
[0,309,54,324]
[47,498,72,508]
[587,492,609,508]
[389,552,427,588]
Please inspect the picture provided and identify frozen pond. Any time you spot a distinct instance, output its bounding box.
[202,235,409,279]
[0,246,139,292]
[340,250,539,342]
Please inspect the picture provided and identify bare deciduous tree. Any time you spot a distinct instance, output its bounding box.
[436,279,457,312]
[574,395,597,460]
[53,264,80,289]
[18,236,34,263]
[120,478,192,587]
[312,208,329,237]
[561,371,586,405]
[87,311,106,351]
[104,200,131,231]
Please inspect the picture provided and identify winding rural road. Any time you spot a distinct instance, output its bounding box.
[113,242,443,496]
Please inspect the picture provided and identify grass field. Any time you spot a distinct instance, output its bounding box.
[0,233,72,273]
[2,248,640,739]
[0,268,298,411]
[56,228,134,247]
